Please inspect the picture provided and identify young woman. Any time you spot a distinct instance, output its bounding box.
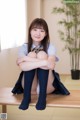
[12,18,70,110]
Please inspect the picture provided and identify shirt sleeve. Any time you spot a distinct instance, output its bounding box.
[47,43,59,61]
[18,43,28,58]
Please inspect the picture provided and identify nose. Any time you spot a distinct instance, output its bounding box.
[36,29,41,36]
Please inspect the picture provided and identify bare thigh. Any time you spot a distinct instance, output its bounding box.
[47,70,55,94]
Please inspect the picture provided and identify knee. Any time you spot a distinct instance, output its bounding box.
[28,51,37,58]
[37,51,48,60]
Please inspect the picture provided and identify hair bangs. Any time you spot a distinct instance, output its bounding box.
[31,23,45,30]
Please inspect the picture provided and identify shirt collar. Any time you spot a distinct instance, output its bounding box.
[32,44,41,49]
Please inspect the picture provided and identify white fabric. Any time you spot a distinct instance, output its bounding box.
[37,84,40,94]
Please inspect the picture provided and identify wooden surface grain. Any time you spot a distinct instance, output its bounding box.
[0,87,80,108]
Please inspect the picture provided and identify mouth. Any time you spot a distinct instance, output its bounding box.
[35,36,41,39]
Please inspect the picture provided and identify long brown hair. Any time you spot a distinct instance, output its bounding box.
[28,18,50,53]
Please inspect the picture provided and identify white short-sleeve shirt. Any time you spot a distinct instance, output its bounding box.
[18,43,59,61]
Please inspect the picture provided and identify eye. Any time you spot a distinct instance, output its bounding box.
[33,28,37,31]
[41,29,45,32]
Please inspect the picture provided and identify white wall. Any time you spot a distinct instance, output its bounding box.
[27,0,42,27]
[0,47,21,87]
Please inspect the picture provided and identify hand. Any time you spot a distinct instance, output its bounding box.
[16,56,27,66]
[47,57,56,70]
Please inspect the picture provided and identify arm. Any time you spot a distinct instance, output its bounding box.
[17,56,40,65]
[17,50,56,71]
[19,60,48,71]
[40,55,56,70]
[18,55,56,71]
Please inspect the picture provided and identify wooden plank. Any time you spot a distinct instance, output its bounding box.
[0,87,80,109]
[2,105,7,113]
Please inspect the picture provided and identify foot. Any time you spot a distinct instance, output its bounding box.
[19,98,31,110]
[36,99,46,110]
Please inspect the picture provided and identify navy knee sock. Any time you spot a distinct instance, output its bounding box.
[12,71,23,94]
[36,68,49,110]
[19,69,35,110]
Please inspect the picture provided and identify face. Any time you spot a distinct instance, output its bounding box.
[30,27,46,45]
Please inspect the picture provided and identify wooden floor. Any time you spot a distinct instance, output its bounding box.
[0,75,80,120]
[60,75,80,90]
